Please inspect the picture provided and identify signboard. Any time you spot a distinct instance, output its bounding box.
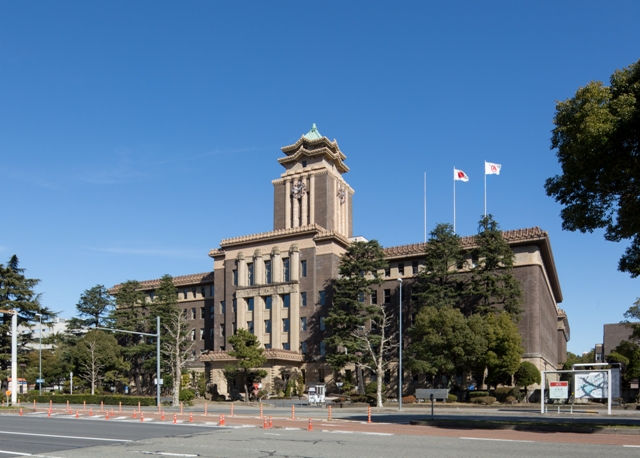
[575,372,608,399]
[549,381,568,399]
[36,378,45,383]
[415,389,449,400]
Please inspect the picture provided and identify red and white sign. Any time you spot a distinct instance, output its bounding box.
[549,381,569,399]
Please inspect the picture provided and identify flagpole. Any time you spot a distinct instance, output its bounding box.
[453,167,456,234]
[424,172,427,243]
[484,160,487,217]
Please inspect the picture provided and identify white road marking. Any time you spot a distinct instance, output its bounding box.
[0,431,131,442]
[460,437,534,443]
[0,451,32,456]
[623,445,640,448]
[131,452,198,457]
[362,432,394,436]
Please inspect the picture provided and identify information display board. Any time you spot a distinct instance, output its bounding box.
[575,372,608,399]
[549,381,568,399]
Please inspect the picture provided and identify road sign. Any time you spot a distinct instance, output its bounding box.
[549,381,568,399]
[154,378,163,385]
[5,390,11,396]
[36,378,45,383]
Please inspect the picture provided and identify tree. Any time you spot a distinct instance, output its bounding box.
[71,330,126,394]
[325,240,391,407]
[412,224,466,312]
[0,255,55,369]
[483,312,524,389]
[112,280,153,395]
[608,340,640,384]
[69,285,114,330]
[406,305,486,388]
[545,59,640,277]
[162,309,194,406]
[470,216,523,319]
[514,361,541,402]
[227,328,267,402]
[623,297,640,342]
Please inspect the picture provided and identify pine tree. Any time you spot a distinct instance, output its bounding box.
[325,240,391,407]
[227,328,267,402]
[482,312,523,388]
[470,215,523,319]
[412,223,466,312]
[68,285,114,330]
[0,255,54,369]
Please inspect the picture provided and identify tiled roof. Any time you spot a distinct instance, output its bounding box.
[383,227,547,257]
[110,271,214,293]
[303,123,322,140]
[209,224,349,254]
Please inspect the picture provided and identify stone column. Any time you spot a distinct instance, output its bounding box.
[292,184,300,228]
[290,286,300,353]
[271,247,282,283]
[254,295,264,345]
[309,174,315,225]
[272,294,282,349]
[254,249,264,285]
[237,252,247,287]
[301,177,308,227]
[290,244,300,282]
[285,180,291,229]
[236,297,246,331]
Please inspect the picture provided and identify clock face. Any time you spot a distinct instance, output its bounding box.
[291,180,307,199]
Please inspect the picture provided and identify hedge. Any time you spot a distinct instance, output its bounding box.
[25,394,157,406]
[468,391,489,399]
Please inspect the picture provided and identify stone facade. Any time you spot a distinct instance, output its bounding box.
[113,125,570,396]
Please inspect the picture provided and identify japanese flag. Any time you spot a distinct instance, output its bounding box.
[485,161,501,175]
[454,168,469,182]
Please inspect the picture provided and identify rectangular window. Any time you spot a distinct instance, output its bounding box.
[247,297,254,311]
[233,299,237,313]
[282,294,290,308]
[301,260,307,277]
[219,324,225,336]
[192,288,197,298]
[358,292,364,303]
[302,160,307,168]
[149,291,155,302]
[265,296,272,309]
[384,289,391,304]
[200,307,205,319]
[320,342,326,356]
[200,328,204,340]
[233,269,238,286]
[301,341,307,354]
[191,308,196,320]
[265,260,272,284]
[247,263,254,286]
[412,260,419,274]
[300,317,307,331]
[221,301,226,314]
[282,318,290,332]
[398,263,404,275]
[191,329,195,341]
[283,258,290,281]
[371,290,378,305]
[384,267,390,277]
[320,316,325,331]
[210,285,215,297]
[385,369,391,384]
[283,343,290,351]
[209,328,214,340]
[264,320,271,333]
[247,321,254,334]
[209,305,214,318]
[201,286,206,298]
[319,290,326,306]
[301,292,307,306]
[265,343,271,349]
[183,288,188,300]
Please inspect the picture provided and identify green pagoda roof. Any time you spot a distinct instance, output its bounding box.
[303,123,322,140]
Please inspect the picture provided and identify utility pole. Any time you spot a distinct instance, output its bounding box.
[0,310,18,405]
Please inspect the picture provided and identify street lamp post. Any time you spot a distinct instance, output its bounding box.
[35,313,43,395]
[0,309,18,405]
[397,278,403,412]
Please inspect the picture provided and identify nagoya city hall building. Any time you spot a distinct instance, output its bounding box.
[116,125,570,396]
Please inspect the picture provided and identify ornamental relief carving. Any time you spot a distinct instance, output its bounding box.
[291,180,307,199]
[337,184,346,204]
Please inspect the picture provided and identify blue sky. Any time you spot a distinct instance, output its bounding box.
[1,1,639,355]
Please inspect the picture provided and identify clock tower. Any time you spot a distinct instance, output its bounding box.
[272,124,354,238]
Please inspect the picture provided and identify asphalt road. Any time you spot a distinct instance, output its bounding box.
[2,416,638,458]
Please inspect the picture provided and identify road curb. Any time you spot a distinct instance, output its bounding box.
[410,420,640,435]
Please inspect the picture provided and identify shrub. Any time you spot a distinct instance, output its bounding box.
[505,396,517,404]
[402,395,417,404]
[365,382,386,396]
[470,396,496,405]
[27,394,156,406]
[349,395,371,404]
[468,391,489,399]
[447,393,457,403]
[179,389,195,402]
